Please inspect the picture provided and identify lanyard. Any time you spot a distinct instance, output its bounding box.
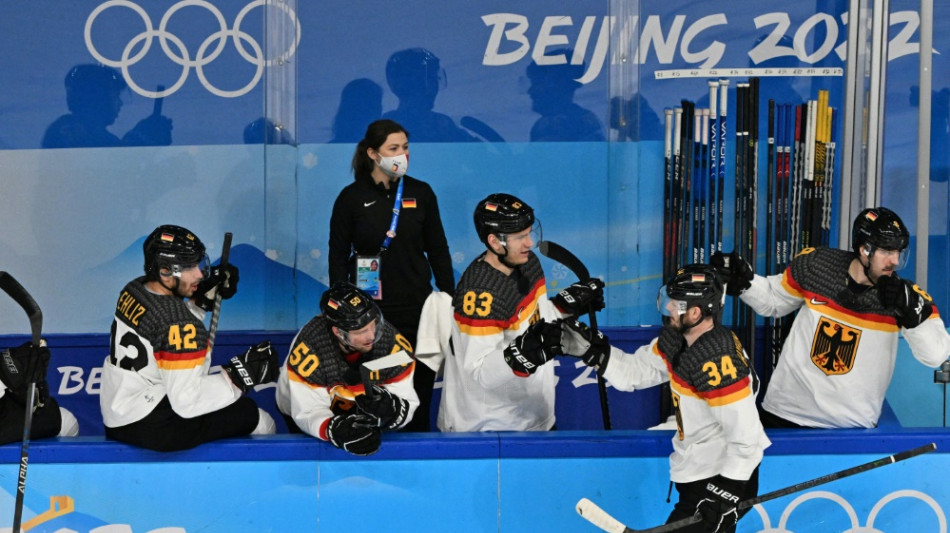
[380,177,404,251]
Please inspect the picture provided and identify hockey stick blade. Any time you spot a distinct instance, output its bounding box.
[0,272,43,345]
[538,241,590,280]
[577,498,630,533]
[577,443,936,533]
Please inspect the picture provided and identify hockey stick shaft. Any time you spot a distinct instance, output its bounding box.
[537,240,610,430]
[206,232,233,359]
[0,272,43,533]
[577,442,936,533]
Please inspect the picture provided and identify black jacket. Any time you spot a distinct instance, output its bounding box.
[328,174,454,311]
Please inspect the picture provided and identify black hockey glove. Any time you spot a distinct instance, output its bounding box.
[503,320,563,377]
[194,264,240,311]
[710,251,753,296]
[656,326,687,361]
[223,341,279,393]
[551,278,606,317]
[559,319,611,372]
[326,414,381,456]
[877,275,934,329]
[695,475,745,533]
[356,385,410,430]
[0,341,50,395]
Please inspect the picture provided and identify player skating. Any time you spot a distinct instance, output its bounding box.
[560,264,769,533]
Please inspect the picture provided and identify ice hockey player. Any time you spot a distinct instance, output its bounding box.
[100,224,277,451]
[712,206,950,428]
[276,282,418,456]
[438,193,603,432]
[560,264,769,533]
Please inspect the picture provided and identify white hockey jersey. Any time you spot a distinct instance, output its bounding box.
[275,314,418,441]
[438,252,564,432]
[603,326,770,483]
[100,278,242,427]
[742,247,950,428]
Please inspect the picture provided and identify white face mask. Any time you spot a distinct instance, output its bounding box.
[377,153,408,179]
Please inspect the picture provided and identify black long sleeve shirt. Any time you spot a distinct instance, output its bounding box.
[328,175,455,313]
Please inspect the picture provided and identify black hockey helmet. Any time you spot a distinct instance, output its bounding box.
[321,282,382,332]
[851,207,909,254]
[473,193,538,246]
[658,263,725,319]
[143,225,209,280]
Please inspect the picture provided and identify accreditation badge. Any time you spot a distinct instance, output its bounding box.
[355,255,382,300]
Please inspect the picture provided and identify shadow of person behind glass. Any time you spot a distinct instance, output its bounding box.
[610,93,665,142]
[243,116,297,145]
[41,64,173,149]
[329,78,383,144]
[382,47,502,143]
[525,49,605,142]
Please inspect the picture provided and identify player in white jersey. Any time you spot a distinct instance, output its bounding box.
[276,282,417,456]
[713,207,950,428]
[0,340,78,442]
[438,193,604,432]
[101,225,278,451]
[560,264,769,533]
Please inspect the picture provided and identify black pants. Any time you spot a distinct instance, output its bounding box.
[0,394,63,444]
[666,466,760,533]
[106,396,260,452]
[759,407,809,429]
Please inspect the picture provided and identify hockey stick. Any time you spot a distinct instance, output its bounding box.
[206,232,233,359]
[576,442,937,533]
[538,240,610,430]
[0,272,43,533]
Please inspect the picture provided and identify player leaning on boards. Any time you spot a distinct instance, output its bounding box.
[712,207,950,429]
[0,340,79,442]
[438,193,603,432]
[276,282,418,456]
[560,264,769,533]
[100,225,278,451]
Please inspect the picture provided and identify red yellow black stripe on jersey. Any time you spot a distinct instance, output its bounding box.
[154,347,206,370]
[781,269,900,332]
[286,358,413,393]
[455,278,547,336]
[651,343,752,406]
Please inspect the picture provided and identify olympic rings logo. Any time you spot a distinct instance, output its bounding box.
[749,489,947,532]
[84,0,301,98]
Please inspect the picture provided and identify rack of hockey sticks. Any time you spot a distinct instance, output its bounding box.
[662,82,837,375]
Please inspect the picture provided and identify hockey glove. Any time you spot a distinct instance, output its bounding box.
[656,326,687,361]
[194,264,240,311]
[710,251,753,296]
[503,320,563,377]
[551,278,606,317]
[878,275,934,329]
[223,341,279,393]
[326,414,381,456]
[0,341,50,395]
[356,385,410,430]
[559,319,611,372]
[695,475,745,533]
